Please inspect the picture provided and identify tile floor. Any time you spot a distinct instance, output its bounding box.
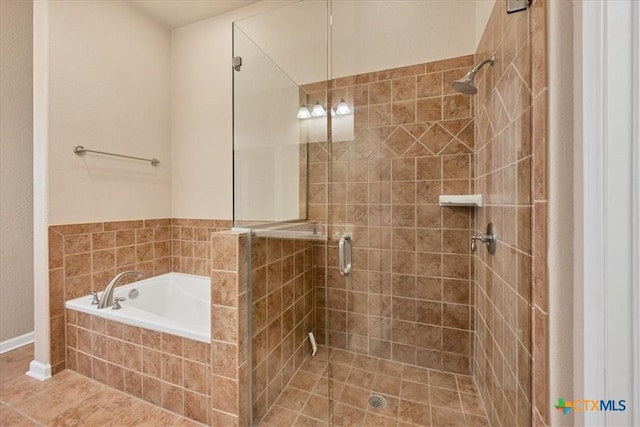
[258,348,489,427]
[0,344,204,426]
[1,344,489,426]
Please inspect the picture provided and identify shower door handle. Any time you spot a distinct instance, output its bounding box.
[338,234,352,276]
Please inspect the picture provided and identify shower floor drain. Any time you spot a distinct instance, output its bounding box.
[368,394,387,410]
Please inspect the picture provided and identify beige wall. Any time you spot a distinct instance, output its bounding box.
[170,1,297,221]
[232,28,301,223]
[238,0,481,85]
[47,0,172,225]
[170,0,492,220]
[0,0,34,343]
[548,1,575,426]
[475,0,496,48]
[42,0,496,224]
[170,15,232,220]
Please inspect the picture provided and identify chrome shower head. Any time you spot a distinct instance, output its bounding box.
[451,73,479,95]
[451,54,496,95]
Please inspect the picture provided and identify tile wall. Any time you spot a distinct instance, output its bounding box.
[209,231,251,426]
[171,219,232,276]
[65,309,210,423]
[250,236,316,421]
[303,55,478,375]
[530,0,549,424]
[474,1,549,426]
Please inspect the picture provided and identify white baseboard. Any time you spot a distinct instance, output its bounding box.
[0,331,34,354]
[26,360,51,381]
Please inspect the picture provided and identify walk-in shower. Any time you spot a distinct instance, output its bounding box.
[233,2,533,426]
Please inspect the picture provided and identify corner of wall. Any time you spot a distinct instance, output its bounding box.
[548,0,576,425]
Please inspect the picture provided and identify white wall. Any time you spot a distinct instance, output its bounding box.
[47,0,172,224]
[0,0,34,343]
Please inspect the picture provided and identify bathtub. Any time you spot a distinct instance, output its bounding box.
[65,272,210,343]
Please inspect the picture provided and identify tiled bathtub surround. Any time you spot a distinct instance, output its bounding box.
[65,309,210,423]
[250,236,316,422]
[49,219,171,373]
[47,218,229,374]
[171,218,232,276]
[304,55,477,374]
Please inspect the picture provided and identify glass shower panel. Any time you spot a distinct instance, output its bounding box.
[233,2,330,425]
[233,26,305,226]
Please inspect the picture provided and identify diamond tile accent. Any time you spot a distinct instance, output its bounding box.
[419,123,455,155]
[384,127,415,157]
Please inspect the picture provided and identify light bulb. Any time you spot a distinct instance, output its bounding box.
[311,102,326,117]
[336,99,351,115]
[297,105,311,119]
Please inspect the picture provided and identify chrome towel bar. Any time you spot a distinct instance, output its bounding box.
[73,145,160,167]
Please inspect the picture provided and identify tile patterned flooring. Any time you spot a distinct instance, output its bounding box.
[1,344,489,426]
[258,348,489,427]
[0,344,203,426]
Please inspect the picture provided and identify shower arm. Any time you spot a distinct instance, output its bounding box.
[469,54,496,75]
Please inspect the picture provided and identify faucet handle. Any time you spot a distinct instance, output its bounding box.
[90,292,100,305]
[112,297,126,310]
[470,222,497,255]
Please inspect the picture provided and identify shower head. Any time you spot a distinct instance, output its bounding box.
[451,76,479,95]
[451,54,496,95]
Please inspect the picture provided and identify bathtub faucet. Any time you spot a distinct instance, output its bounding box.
[97,271,143,309]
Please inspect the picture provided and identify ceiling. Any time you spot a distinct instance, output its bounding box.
[130,0,260,29]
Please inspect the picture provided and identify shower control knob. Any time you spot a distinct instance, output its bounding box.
[470,222,497,255]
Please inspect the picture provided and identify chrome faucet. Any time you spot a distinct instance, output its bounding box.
[97,271,142,309]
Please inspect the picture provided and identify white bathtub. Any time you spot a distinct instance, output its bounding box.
[65,272,210,343]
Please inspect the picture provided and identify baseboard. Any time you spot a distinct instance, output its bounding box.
[26,360,51,381]
[0,331,34,354]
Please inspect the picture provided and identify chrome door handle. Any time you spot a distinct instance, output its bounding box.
[338,234,352,276]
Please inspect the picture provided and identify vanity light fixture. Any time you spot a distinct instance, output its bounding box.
[297,100,352,120]
[335,99,351,115]
[311,102,327,117]
[297,105,311,119]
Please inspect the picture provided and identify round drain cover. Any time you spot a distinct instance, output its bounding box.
[368,394,387,410]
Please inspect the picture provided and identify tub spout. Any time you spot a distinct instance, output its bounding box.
[97,271,142,309]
